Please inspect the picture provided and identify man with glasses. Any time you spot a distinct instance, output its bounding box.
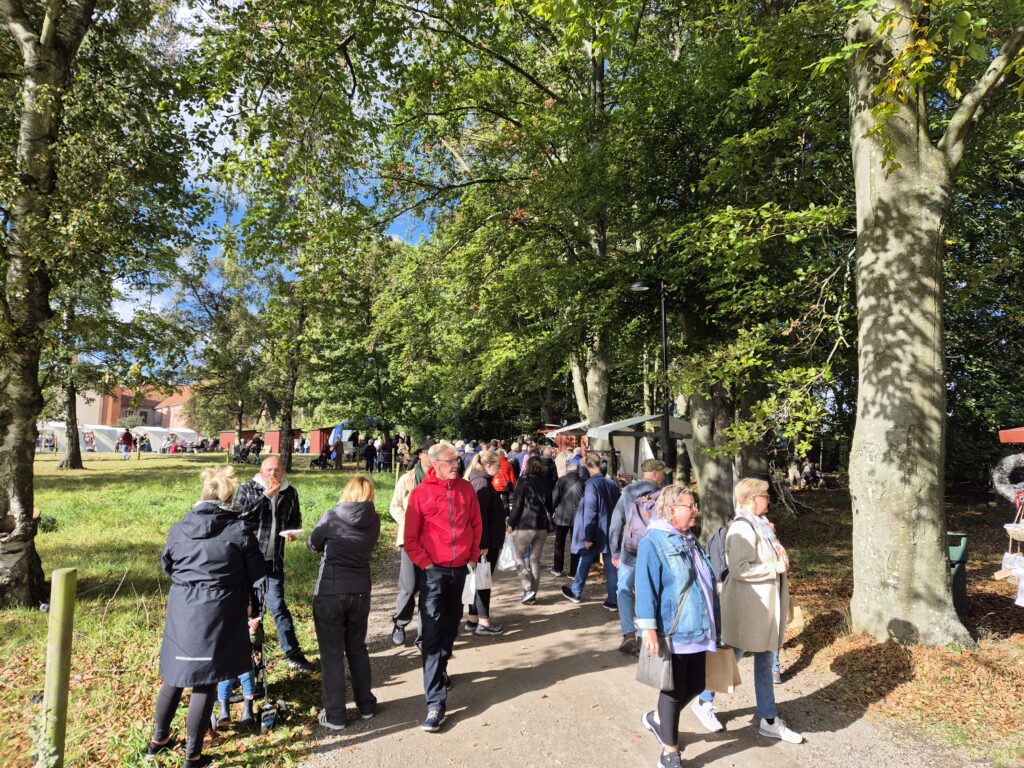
[403,441,484,733]
[609,458,667,654]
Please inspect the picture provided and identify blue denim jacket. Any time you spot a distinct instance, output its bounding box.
[634,526,719,645]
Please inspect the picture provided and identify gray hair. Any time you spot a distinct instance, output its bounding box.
[654,484,694,520]
[428,441,457,461]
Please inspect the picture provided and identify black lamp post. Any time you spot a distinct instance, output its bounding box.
[629,278,674,471]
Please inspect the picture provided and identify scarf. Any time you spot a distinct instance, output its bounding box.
[735,507,780,546]
[414,461,427,486]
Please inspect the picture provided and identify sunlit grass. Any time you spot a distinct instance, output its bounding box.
[2,456,396,767]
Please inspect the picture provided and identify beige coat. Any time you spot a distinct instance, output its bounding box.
[388,469,417,547]
[720,518,789,653]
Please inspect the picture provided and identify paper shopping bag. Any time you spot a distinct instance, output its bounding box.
[705,646,742,694]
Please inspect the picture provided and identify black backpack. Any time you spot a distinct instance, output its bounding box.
[706,517,754,584]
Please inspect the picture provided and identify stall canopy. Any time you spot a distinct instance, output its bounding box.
[548,420,589,437]
[586,414,695,476]
[999,427,1024,444]
[133,426,199,446]
[81,424,120,452]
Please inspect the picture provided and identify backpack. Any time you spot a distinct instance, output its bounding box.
[707,516,755,584]
[623,489,661,556]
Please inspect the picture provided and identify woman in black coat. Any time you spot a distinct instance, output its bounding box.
[464,450,507,634]
[307,475,382,729]
[551,469,585,577]
[147,466,266,766]
[508,456,554,604]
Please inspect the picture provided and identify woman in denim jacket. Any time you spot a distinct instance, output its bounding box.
[634,485,719,768]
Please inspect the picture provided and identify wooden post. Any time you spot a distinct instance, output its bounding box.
[40,568,77,767]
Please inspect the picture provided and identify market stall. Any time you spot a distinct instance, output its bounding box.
[586,414,694,477]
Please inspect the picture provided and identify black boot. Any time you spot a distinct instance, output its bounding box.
[240,698,255,729]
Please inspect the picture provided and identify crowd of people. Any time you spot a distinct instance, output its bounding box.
[147,435,803,766]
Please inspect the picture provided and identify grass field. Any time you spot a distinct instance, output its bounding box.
[2,454,397,768]
[3,459,1024,767]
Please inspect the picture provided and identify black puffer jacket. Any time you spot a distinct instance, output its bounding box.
[552,472,585,527]
[159,502,267,687]
[469,471,507,554]
[307,501,381,596]
[509,473,554,531]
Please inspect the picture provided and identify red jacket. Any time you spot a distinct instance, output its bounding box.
[491,456,516,493]
[404,468,482,569]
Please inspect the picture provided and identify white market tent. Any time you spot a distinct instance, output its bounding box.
[81,424,120,452]
[37,422,120,453]
[548,420,589,437]
[133,426,199,447]
[586,414,695,475]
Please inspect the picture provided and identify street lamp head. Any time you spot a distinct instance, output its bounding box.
[629,278,656,292]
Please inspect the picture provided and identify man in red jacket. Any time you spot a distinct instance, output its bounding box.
[404,441,483,732]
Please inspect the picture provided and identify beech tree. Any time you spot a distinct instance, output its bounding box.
[843,1,1024,645]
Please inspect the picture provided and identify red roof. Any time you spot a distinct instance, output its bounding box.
[999,427,1024,444]
[155,386,192,410]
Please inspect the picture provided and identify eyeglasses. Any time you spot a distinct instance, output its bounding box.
[433,458,458,465]
[674,502,699,512]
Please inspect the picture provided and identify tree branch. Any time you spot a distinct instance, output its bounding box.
[39,0,62,49]
[0,0,39,58]
[939,23,1024,171]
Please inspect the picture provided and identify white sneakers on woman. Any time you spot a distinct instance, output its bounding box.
[690,699,724,732]
[758,716,804,743]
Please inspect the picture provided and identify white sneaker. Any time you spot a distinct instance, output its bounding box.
[690,699,724,733]
[759,716,803,743]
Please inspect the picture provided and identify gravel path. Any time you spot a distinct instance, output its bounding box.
[297,560,979,768]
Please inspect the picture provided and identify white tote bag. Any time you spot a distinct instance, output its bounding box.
[461,564,477,604]
[475,558,492,590]
[497,536,517,572]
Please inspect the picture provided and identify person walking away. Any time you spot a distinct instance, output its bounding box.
[551,465,584,577]
[464,450,506,634]
[490,442,517,513]
[389,439,434,645]
[562,452,620,607]
[146,466,266,766]
[248,434,264,461]
[235,456,316,671]
[508,456,554,604]
[609,459,666,654]
[635,485,718,768]
[308,475,381,729]
[403,441,483,732]
[119,428,133,461]
[692,477,803,743]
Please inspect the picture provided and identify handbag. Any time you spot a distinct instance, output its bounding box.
[636,635,674,689]
[475,557,492,590]
[497,536,517,572]
[461,564,477,604]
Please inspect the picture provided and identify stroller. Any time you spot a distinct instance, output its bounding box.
[231,444,252,465]
[212,620,286,732]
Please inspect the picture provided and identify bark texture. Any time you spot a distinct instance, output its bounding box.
[277,306,306,473]
[843,3,1024,646]
[59,377,83,470]
[690,385,734,544]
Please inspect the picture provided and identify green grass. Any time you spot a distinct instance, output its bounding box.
[2,456,396,768]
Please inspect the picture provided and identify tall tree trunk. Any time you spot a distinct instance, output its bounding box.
[846,5,983,646]
[278,307,306,473]
[59,375,84,470]
[0,2,95,607]
[584,332,611,452]
[734,387,768,480]
[569,350,589,421]
[690,385,733,544]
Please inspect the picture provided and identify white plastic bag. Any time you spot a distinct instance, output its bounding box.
[475,558,492,590]
[497,536,517,572]
[461,564,476,604]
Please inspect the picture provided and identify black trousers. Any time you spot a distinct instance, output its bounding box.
[656,651,707,747]
[152,682,215,760]
[552,524,578,575]
[418,565,467,707]
[313,592,376,725]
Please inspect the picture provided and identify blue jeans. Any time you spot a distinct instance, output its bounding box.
[261,563,300,657]
[699,648,777,720]
[120,445,130,460]
[217,671,254,701]
[617,560,636,635]
[570,549,617,603]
